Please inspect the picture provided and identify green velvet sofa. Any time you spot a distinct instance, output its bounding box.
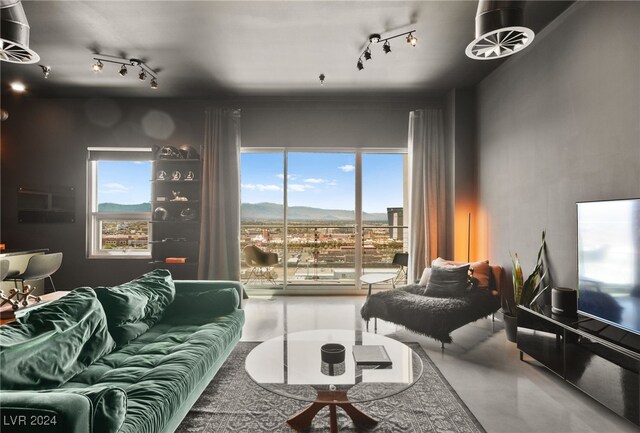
[0,270,245,433]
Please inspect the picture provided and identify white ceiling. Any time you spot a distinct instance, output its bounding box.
[1,1,572,97]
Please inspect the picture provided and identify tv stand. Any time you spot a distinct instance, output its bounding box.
[517,305,639,427]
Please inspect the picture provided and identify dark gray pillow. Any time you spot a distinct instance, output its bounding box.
[424,264,471,297]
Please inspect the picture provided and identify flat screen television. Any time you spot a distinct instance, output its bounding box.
[577,198,640,335]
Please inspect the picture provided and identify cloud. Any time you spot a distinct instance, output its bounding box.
[304,178,327,184]
[338,164,355,172]
[276,173,297,180]
[327,180,338,186]
[288,184,315,192]
[241,183,282,192]
[100,183,129,194]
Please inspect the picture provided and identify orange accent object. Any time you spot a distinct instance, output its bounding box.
[0,243,5,251]
[165,257,187,264]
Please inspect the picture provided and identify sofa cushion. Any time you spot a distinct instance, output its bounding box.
[60,385,127,433]
[61,309,245,433]
[424,264,471,297]
[164,287,239,320]
[95,269,176,346]
[0,288,116,390]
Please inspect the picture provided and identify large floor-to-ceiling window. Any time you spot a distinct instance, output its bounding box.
[240,149,407,290]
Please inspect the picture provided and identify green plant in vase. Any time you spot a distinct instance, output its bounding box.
[502,231,548,341]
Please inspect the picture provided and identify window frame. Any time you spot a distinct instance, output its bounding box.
[240,147,408,290]
[86,147,153,259]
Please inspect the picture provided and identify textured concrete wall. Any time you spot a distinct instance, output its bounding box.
[476,1,640,287]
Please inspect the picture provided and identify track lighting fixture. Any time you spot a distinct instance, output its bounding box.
[91,54,160,89]
[319,73,325,85]
[356,30,416,69]
[40,65,51,78]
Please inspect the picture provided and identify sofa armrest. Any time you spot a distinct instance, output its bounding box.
[174,280,243,309]
[0,391,92,433]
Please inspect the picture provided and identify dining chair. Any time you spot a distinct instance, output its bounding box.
[6,252,63,292]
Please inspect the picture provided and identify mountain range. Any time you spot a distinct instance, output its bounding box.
[98,202,389,222]
[241,202,387,221]
[98,203,152,212]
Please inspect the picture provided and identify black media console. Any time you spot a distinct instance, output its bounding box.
[517,305,640,427]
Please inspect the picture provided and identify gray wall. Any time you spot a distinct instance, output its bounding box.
[446,88,477,262]
[476,1,640,287]
[1,96,439,288]
[1,98,208,288]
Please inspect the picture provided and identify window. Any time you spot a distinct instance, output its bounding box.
[87,148,153,258]
[240,149,407,289]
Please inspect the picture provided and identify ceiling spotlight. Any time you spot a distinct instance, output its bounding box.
[92,54,160,89]
[406,33,417,47]
[356,30,415,67]
[40,65,51,78]
[10,82,26,93]
[319,73,325,85]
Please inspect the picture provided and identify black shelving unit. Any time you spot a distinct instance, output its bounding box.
[150,157,202,279]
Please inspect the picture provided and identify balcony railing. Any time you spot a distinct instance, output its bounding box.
[240,224,408,288]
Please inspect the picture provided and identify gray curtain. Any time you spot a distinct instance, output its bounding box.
[198,108,241,280]
[408,109,446,283]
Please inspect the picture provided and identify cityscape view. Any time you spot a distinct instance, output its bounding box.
[240,152,407,287]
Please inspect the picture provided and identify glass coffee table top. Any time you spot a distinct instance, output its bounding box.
[245,329,423,404]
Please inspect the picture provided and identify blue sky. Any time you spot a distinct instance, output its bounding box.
[97,161,151,205]
[241,152,404,213]
[97,154,405,212]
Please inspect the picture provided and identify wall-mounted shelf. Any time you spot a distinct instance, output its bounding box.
[17,186,75,223]
[150,154,202,279]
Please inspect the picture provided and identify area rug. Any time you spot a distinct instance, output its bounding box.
[177,342,485,433]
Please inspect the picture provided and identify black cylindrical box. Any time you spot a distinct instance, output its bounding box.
[551,287,577,317]
[321,343,345,364]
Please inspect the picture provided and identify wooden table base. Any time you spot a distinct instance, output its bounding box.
[287,390,378,433]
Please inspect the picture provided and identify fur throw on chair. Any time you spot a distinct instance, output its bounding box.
[361,284,501,344]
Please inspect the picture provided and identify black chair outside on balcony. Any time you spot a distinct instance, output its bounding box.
[6,252,63,293]
[392,252,408,285]
[0,260,9,282]
[243,245,278,285]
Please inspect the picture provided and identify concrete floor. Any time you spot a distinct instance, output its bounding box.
[241,295,637,433]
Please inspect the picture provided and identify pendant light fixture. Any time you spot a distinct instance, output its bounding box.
[0,0,40,63]
[465,0,535,60]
